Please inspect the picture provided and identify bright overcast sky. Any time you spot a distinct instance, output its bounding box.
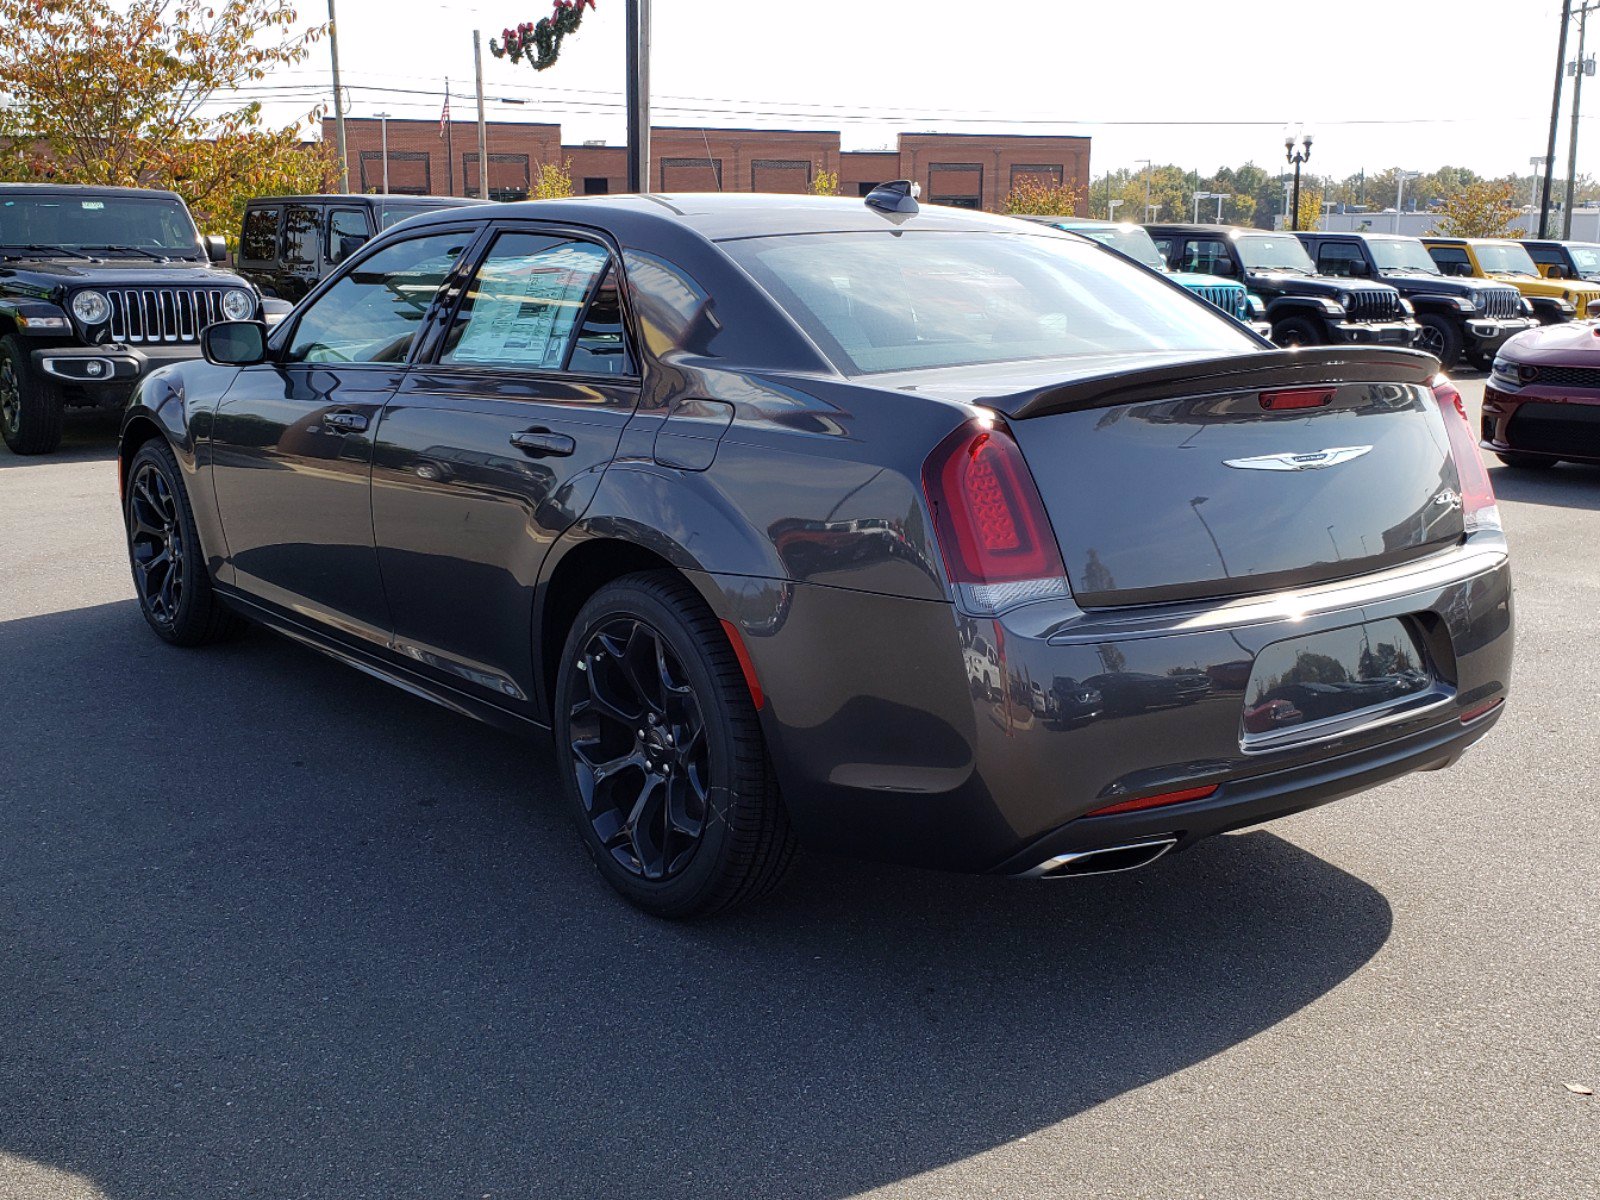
[256,0,1578,181]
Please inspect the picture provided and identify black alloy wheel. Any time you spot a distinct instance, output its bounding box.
[1413,314,1462,370]
[568,615,713,882]
[555,572,798,918]
[1272,316,1322,348]
[0,333,63,455]
[123,441,245,645]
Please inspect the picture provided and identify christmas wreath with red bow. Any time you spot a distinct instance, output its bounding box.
[491,0,597,71]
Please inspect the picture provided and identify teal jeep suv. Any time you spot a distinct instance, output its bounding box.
[1022,216,1272,337]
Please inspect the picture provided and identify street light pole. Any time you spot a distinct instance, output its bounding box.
[1531,155,1546,218]
[1564,4,1597,239]
[1394,171,1420,233]
[327,0,350,193]
[1107,198,1124,222]
[375,112,391,195]
[1285,128,1313,231]
[626,0,652,192]
[1544,0,1575,237]
[1137,159,1152,225]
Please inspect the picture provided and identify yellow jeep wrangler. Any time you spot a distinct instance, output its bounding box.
[1422,236,1600,324]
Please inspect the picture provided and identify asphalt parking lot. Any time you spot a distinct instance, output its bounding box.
[2,377,1596,1200]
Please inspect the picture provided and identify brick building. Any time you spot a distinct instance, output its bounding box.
[328,117,1089,213]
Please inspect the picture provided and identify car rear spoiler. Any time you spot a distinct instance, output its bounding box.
[1001,347,1440,420]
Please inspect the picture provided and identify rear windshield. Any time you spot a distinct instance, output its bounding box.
[0,193,204,257]
[723,230,1255,375]
[1070,224,1168,272]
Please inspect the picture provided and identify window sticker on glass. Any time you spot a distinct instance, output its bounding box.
[449,241,608,368]
[81,201,105,210]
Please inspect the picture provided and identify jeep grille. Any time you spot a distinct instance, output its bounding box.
[1187,282,1248,320]
[1344,289,1404,323]
[1482,288,1521,320]
[105,288,229,345]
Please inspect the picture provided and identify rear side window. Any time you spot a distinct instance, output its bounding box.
[441,232,611,370]
[282,204,319,265]
[724,230,1255,375]
[241,207,280,263]
[286,231,471,364]
[327,209,370,264]
[567,267,635,375]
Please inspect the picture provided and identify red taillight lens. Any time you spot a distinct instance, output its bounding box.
[1431,375,1500,534]
[1259,387,1335,411]
[923,417,1069,613]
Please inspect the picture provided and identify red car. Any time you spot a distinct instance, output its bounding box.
[1484,322,1600,468]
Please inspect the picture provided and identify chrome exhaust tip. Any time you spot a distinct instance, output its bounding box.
[1020,836,1179,880]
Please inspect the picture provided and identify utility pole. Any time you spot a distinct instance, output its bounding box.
[1564,4,1597,239]
[474,30,490,200]
[327,0,350,193]
[375,112,391,195]
[445,79,455,196]
[1394,171,1421,234]
[1544,0,1574,238]
[1137,159,1152,223]
[626,0,652,192]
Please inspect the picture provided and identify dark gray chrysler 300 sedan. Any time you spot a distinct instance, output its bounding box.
[117,189,1513,917]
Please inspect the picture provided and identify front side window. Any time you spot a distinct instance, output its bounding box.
[1427,245,1472,274]
[1180,238,1235,275]
[240,208,280,263]
[1316,242,1365,277]
[286,231,472,364]
[724,230,1255,375]
[442,232,611,370]
[282,204,319,265]
[327,209,370,264]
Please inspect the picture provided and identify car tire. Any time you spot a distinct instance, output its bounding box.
[1496,452,1558,471]
[0,334,63,456]
[123,440,247,646]
[1271,316,1323,347]
[554,570,799,918]
[1414,314,1463,369]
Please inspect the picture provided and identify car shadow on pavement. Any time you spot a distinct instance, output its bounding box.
[0,412,120,469]
[1488,459,1600,511]
[0,600,1394,1200]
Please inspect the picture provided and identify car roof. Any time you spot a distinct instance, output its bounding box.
[245,194,489,207]
[1144,223,1277,239]
[0,183,185,201]
[1299,231,1411,242]
[1422,236,1467,244]
[389,193,1070,242]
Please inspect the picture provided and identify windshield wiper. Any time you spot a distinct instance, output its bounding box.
[81,244,171,262]
[1,244,96,261]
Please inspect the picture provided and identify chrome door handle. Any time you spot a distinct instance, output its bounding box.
[510,429,576,457]
[323,410,369,433]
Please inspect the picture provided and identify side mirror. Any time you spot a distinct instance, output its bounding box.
[202,320,268,366]
[330,232,369,265]
[1345,258,1371,277]
[205,235,229,264]
[1547,264,1567,279]
[1210,258,1237,277]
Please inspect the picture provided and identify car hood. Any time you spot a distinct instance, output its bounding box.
[1170,271,1242,289]
[0,259,246,287]
[1245,271,1394,297]
[1484,272,1600,297]
[1498,319,1600,363]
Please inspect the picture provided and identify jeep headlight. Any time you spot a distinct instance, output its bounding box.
[70,290,111,325]
[1337,291,1354,309]
[1453,296,1478,312]
[1467,290,1484,309]
[221,289,255,321]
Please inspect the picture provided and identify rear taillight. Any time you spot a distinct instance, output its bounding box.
[923,416,1070,614]
[1431,375,1501,534]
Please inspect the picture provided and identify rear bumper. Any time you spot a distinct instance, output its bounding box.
[31,345,200,407]
[1329,320,1419,346]
[725,537,1513,875]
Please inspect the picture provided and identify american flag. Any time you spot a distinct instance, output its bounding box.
[440,86,451,139]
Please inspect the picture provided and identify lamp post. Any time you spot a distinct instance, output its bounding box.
[1107,198,1124,222]
[1194,192,1232,223]
[1394,170,1421,233]
[1137,159,1153,225]
[1322,198,1337,228]
[1284,127,1313,231]
[375,112,391,195]
[1530,155,1547,216]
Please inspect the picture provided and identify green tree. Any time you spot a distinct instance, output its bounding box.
[1004,176,1084,216]
[0,0,334,235]
[531,158,574,199]
[1436,180,1521,239]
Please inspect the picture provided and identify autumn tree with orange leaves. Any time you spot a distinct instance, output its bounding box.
[0,0,337,236]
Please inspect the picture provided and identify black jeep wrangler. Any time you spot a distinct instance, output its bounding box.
[237,193,486,304]
[1146,223,1420,349]
[0,184,261,455]
[1296,231,1535,370]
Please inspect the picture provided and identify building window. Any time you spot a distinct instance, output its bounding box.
[359,150,432,196]
[927,162,983,210]
[751,158,812,194]
[857,181,879,197]
[660,156,723,191]
[462,153,532,201]
[583,177,611,195]
[1010,163,1064,190]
